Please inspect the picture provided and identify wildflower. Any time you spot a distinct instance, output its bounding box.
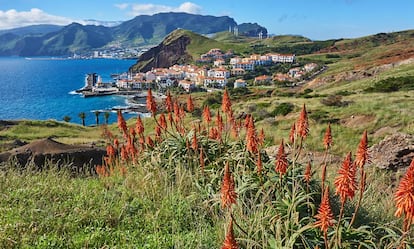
[296,104,309,139]
[258,128,265,147]
[221,218,238,249]
[323,123,333,150]
[159,113,167,130]
[129,127,136,139]
[289,123,296,144]
[315,186,334,234]
[106,144,116,157]
[117,110,127,136]
[216,111,224,133]
[222,88,232,115]
[275,139,288,177]
[146,88,157,116]
[155,125,162,141]
[334,152,357,204]
[165,91,173,112]
[209,127,219,140]
[146,136,154,148]
[191,131,198,151]
[135,115,144,136]
[246,116,258,154]
[355,130,368,168]
[304,161,312,184]
[202,105,212,124]
[395,158,414,228]
[113,138,119,149]
[221,162,237,209]
[168,112,174,126]
[187,95,194,112]
[120,145,128,161]
[96,165,108,177]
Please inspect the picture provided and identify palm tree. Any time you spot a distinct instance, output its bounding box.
[78,112,86,126]
[63,115,71,122]
[104,112,110,124]
[94,111,101,126]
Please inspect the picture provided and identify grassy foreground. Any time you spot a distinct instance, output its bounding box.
[1,88,413,248]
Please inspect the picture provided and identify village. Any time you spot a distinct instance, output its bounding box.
[81,48,322,96]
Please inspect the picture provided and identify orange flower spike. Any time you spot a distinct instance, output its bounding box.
[304,161,312,184]
[120,145,128,161]
[246,116,258,154]
[334,152,357,204]
[395,158,414,224]
[168,112,174,126]
[129,127,136,139]
[258,128,265,146]
[146,88,157,116]
[275,139,288,177]
[323,123,333,150]
[355,130,369,168]
[155,125,162,140]
[191,131,198,151]
[135,115,144,136]
[221,162,237,209]
[159,113,167,130]
[296,104,309,139]
[187,95,194,113]
[106,144,116,157]
[315,186,335,233]
[113,138,119,150]
[221,218,239,249]
[289,122,296,144]
[146,136,154,148]
[117,110,127,136]
[221,88,232,115]
[202,105,212,124]
[165,91,173,113]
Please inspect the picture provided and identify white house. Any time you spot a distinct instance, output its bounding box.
[234,79,247,88]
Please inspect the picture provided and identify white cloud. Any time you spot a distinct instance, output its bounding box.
[114,3,129,10]
[125,2,202,16]
[0,8,77,30]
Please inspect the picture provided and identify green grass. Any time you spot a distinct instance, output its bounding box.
[0,165,221,248]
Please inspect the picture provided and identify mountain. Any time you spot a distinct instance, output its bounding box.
[0,24,63,36]
[0,12,267,56]
[111,12,237,46]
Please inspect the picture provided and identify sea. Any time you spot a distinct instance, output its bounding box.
[0,57,140,126]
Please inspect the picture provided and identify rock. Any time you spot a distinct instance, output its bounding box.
[0,138,106,172]
[369,133,414,170]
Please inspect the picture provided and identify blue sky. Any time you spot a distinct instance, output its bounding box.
[0,0,412,40]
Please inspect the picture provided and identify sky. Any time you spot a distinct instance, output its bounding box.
[0,0,413,40]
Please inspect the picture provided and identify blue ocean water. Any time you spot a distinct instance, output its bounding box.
[0,57,138,126]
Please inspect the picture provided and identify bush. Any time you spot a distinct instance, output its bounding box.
[270,102,294,116]
[320,95,350,107]
[364,76,414,93]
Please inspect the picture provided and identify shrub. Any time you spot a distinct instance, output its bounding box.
[364,76,414,93]
[270,102,294,116]
[320,95,350,107]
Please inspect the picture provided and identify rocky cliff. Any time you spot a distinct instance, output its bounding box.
[129,30,195,72]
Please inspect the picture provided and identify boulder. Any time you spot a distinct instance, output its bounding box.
[369,133,414,170]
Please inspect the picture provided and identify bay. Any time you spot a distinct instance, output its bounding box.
[0,57,138,126]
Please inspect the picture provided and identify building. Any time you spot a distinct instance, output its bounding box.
[254,75,272,85]
[179,79,196,92]
[234,79,247,88]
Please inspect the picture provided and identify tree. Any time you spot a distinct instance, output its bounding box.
[104,112,110,124]
[94,111,101,126]
[78,112,86,126]
[63,116,71,122]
